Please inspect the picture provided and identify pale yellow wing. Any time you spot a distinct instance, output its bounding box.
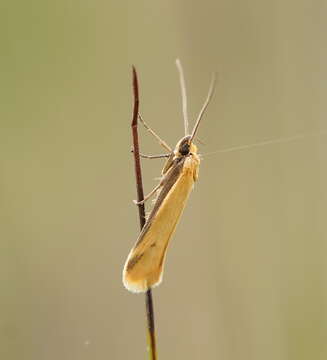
[123,156,199,293]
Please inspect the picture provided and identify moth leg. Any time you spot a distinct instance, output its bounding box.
[133,182,162,205]
[138,114,172,152]
[140,153,170,159]
[131,148,170,159]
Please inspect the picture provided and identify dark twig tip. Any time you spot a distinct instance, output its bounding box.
[132,67,139,127]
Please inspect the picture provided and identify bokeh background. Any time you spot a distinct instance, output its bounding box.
[2,1,327,359]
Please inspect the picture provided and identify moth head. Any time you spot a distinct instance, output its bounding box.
[175,136,198,157]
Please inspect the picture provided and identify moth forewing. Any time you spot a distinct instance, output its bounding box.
[123,145,200,293]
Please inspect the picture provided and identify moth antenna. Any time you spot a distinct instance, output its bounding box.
[176,59,189,136]
[190,72,216,142]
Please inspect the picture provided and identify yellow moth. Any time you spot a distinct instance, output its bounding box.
[123,60,215,293]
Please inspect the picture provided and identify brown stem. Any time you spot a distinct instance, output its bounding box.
[131,66,157,360]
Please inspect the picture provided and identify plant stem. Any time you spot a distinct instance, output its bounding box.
[131,66,158,360]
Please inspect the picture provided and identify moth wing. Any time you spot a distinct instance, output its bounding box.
[123,157,197,293]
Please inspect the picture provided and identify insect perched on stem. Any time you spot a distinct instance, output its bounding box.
[123,60,216,293]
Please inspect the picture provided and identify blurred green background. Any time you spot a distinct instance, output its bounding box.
[1,1,326,359]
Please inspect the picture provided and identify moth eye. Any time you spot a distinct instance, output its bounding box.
[180,143,190,155]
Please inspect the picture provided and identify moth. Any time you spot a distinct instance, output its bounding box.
[123,60,215,293]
